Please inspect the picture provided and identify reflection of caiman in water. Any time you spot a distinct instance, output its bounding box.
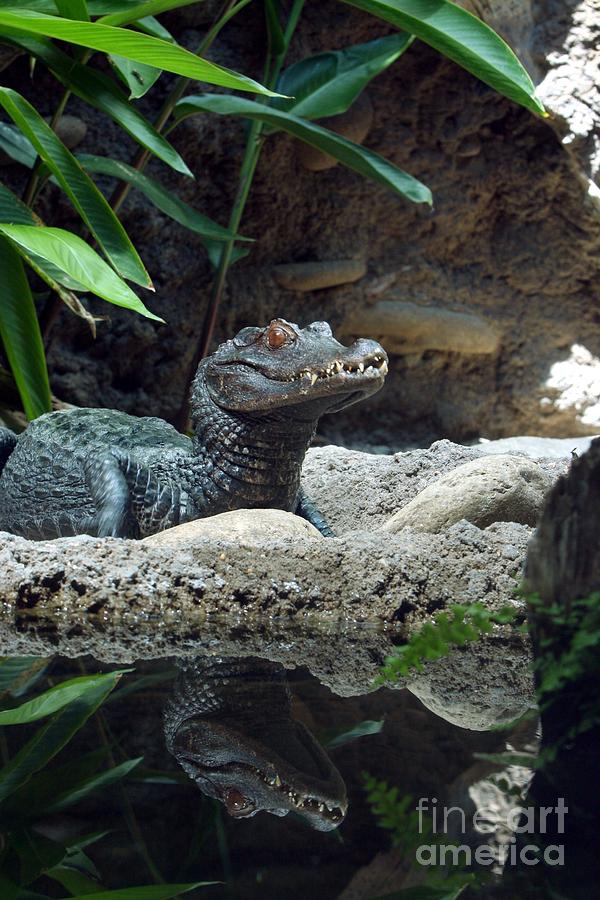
[164,656,347,831]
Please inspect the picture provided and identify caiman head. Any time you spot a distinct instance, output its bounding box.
[169,710,348,831]
[194,319,388,420]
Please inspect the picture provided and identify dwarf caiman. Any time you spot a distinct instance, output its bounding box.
[0,319,387,539]
[164,656,347,831]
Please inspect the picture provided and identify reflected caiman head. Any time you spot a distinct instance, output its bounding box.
[196,319,388,419]
[170,712,348,831]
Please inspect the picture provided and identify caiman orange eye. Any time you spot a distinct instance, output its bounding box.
[224,788,254,815]
[266,323,293,349]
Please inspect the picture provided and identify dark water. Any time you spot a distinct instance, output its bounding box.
[0,650,593,899]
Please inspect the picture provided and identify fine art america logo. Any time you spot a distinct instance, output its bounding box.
[415,798,567,867]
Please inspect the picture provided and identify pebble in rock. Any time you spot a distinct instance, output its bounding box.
[382,454,553,534]
[142,508,323,547]
[54,115,87,150]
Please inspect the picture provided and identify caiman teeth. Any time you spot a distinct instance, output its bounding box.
[286,355,387,385]
[250,766,345,822]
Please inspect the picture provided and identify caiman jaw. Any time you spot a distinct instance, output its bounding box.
[249,764,347,825]
[284,352,388,386]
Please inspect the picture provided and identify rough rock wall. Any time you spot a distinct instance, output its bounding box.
[2,0,599,445]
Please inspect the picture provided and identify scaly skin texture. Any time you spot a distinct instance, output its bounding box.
[0,319,387,539]
[164,657,347,830]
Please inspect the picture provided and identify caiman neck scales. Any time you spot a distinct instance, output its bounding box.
[0,319,388,540]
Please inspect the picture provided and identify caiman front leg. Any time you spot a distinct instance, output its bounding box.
[85,450,197,538]
[0,427,17,476]
[296,487,335,538]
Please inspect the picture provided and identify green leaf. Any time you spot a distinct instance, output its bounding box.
[108,14,173,98]
[0,9,283,96]
[54,0,90,20]
[0,122,37,167]
[0,657,49,699]
[0,87,152,287]
[0,672,134,725]
[275,33,413,120]
[174,95,432,205]
[0,747,112,818]
[372,887,468,900]
[66,885,217,899]
[7,35,191,176]
[0,225,162,321]
[264,0,285,57]
[9,828,66,886]
[0,236,51,419]
[78,154,247,243]
[341,0,546,116]
[46,864,104,895]
[110,53,161,98]
[97,0,210,28]
[43,756,142,813]
[326,719,384,749]
[0,670,126,802]
[0,182,41,225]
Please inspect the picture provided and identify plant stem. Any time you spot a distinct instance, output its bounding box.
[23,49,92,209]
[175,0,306,429]
[109,0,250,216]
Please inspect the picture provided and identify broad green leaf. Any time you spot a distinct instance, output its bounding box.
[0,236,51,419]
[0,672,133,725]
[204,240,249,270]
[0,747,111,818]
[9,828,66,886]
[0,9,283,96]
[0,88,152,287]
[8,34,192,176]
[264,0,285,57]
[0,122,37,167]
[0,657,49,698]
[66,885,217,899]
[0,182,41,225]
[43,756,142,813]
[0,224,163,320]
[98,0,199,27]
[54,0,89,20]
[174,95,432,205]
[342,0,546,116]
[110,53,161,98]
[78,154,247,243]
[47,864,104,895]
[108,14,173,98]
[0,874,19,900]
[326,719,384,749]
[9,233,100,331]
[275,33,413,120]
[0,670,125,802]
[372,887,467,900]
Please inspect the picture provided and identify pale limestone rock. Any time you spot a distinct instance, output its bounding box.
[341,299,501,355]
[382,454,552,534]
[142,508,322,547]
[273,259,366,292]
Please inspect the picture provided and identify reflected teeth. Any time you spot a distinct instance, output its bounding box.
[250,766,345,822]
[283,355,388,384]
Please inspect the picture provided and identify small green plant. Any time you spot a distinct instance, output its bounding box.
[362,774,476,899]
[0,0,545,425]
[376,602,518,684]
[0,656,214,898]
[528,590,600,762]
